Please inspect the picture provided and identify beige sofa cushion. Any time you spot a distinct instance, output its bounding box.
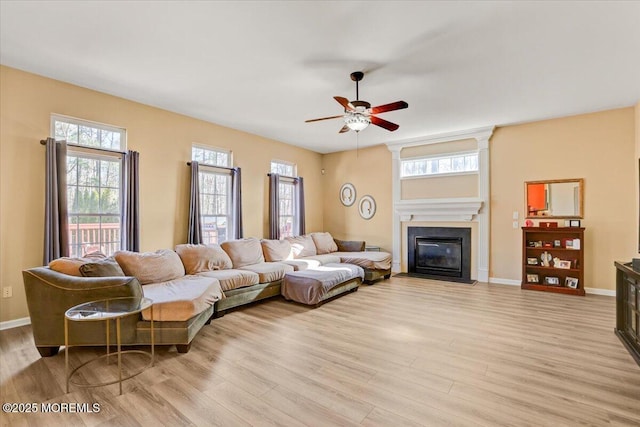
[285,235,317,259]
[333,251,392,270]
[114,249,185,285]
[282,254,341,271]
[141,275,222,321]
[260,239,293,262]
[310,232,338,254]
[197,269,260,292]
[239,262,294,283]
[175,243,233,274]
[221,238,265,268]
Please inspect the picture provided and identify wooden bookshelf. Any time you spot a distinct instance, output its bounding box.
[521,227,585,296]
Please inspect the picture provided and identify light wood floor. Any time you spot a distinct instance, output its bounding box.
[1,277,639,426]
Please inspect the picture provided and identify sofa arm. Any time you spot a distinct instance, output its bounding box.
[22,267,143,348]
[334,239,365,252]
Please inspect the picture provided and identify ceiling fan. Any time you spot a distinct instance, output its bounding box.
[305,71,408,133]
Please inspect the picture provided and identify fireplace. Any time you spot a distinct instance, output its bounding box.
[408,227,472,283]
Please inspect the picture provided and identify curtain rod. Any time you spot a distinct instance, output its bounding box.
[187,161,236,172]
[267,172,298,181]
[40,139,127,155]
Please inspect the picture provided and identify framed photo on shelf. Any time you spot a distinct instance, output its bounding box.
[526,274,539,283]
[565,277,579,288]
[553,240,562,248]
[569,220,581,227]
[563,238,574,248]
[555,260,572,269]
[527,257,539,265]
[544,276,560,286]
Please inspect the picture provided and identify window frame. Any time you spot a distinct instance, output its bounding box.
[270,159,297,178]
[400,150,480,179]
[52,115,127,257]
[192,144,233,168]
[270,160,298,238]
[193,144,235,244]
[51,114,126,152]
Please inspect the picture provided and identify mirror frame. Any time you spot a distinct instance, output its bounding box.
[525,178,584,219]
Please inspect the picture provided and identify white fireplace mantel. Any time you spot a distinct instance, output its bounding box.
[386,126,495,282]
[395,198,483,222]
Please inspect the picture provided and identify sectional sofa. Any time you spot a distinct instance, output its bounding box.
[22,233,391,357]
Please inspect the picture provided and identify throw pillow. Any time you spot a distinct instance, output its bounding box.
[48,252,108,276]
[175,243,233,274]
[220,238,265,268]
[310,232,338,254]
[79,259,125,277]
[260,239,293,262]
[285,235,317,259]
[114,249,185,285]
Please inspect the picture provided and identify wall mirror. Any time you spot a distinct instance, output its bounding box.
[525,178,584,219]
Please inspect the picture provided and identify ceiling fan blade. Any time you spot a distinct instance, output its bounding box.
[370,115,400,132]
[305,115,344,123]
[370,101,409,114]
[334,96,355,111]
[339,124,350,133]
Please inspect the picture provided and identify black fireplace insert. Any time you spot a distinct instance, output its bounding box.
[408,227,472,283]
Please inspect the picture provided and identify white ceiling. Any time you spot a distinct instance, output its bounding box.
[2,1,639,154]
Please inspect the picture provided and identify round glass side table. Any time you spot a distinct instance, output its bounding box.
[65,296,154,395]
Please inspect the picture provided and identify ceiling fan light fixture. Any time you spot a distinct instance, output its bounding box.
[344,112,370,132]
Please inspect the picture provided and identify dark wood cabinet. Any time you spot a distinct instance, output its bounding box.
[615,261,640,366]
[521,227,585,296]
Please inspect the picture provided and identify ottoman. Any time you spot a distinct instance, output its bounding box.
[281,263,364,306]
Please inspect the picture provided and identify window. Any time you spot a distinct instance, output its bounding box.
[271,160,298,238]
[193,145,233,244]
[401,152,479,178]
[52,115,126,256]
[271,160,296,177]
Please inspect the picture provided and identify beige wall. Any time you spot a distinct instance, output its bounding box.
[322,145,392,252]
[401,174,478,199]
[0,66,323,322]
[491,108,636,290]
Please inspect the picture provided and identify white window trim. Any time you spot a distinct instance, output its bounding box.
[271,159,297,178]
[192,143,233,168]
[51,113,127,152]
[400,150,479,179]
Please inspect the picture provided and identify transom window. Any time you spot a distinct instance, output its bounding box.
[194,145,233,244]
[192,145,231,167]
[271,160,296,177]
[53,114,125,151]
[52,115,125,256]
[401,152,479,178]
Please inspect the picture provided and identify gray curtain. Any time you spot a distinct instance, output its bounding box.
[268,173,280,239]
[124,150,140,251]
[295,177,306,235]
[43,138,69,264]
[188,161,203,244]
[232,167,243,239]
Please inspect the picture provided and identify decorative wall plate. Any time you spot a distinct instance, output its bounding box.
[340,183,356,206]
[358,195,376,220]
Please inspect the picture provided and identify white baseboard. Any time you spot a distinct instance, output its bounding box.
[0,317,31,331]
[489,277,521,286]
[584,287,616,297]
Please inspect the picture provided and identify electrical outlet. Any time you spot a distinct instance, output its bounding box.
[512,211,519,220]
[2,287,12,298]
[512,221,519,229]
